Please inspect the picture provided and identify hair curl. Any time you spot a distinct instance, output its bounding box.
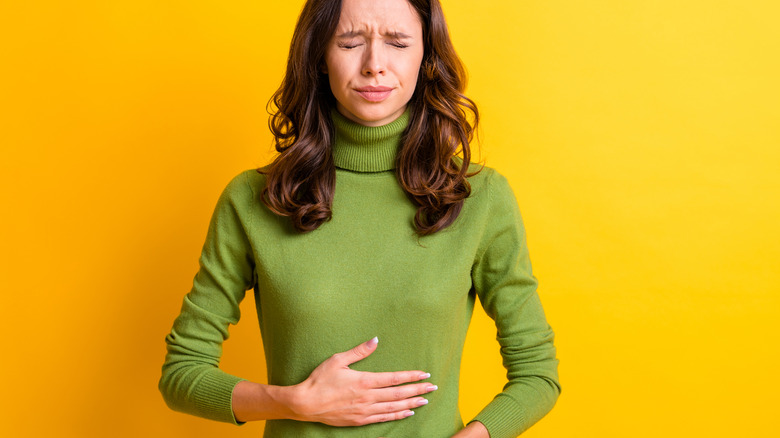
[260,0,480,235]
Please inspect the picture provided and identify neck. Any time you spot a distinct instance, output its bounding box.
[330,107,410,173]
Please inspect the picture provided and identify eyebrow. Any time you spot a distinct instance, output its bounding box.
[336,30,413,39]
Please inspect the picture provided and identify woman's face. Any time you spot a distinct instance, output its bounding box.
[324,0,425,127]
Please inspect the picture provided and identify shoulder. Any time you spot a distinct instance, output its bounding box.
[219,168,268,200]
[209,168,271,221]
[463,161,517,205]
[438,162,520,233]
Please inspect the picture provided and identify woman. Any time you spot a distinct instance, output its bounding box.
[159,0,560,436]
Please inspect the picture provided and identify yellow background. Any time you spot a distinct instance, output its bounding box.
[1,0,778,436]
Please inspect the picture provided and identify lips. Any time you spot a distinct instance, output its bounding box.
[355,86,394,102]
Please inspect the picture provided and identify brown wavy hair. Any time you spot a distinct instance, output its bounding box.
[260,0,480,235]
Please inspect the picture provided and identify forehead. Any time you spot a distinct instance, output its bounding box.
[335,0,422,35]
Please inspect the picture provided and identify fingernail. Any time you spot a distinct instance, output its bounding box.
[403,410,415,417]
[426,385,438,392]
[417,398,429,406]
[368,337,378,346]
[418,372,431,380]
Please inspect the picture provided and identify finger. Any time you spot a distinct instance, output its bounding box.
[371,382,438,403]
[366,370,431,388]
[333,337,379,366]
[355,409,416,426]
[367,397,429,416]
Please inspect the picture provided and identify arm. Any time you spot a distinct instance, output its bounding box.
[232,337,437,425]
[468,171,561,438]
[452,421,490,438]
[158,172,257,424]
[159,172,435,425]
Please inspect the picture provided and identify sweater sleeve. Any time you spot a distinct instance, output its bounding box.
[158,171,256,425]
[469,170,561,437]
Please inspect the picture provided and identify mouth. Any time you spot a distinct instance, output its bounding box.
[354,86,394,102]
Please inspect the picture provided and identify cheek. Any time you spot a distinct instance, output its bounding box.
[327,74,347,104]
[326,56,353,88]
[324,63,344,91]
[401,56,424,85]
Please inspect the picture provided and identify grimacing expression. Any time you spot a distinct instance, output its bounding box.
[324,0,425,127]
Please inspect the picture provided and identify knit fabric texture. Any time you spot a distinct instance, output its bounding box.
[159,107,560,438]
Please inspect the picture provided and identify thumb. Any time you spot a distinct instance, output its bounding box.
[338,337,378,366]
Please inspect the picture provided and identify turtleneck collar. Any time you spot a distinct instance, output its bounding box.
[331,107,410,172]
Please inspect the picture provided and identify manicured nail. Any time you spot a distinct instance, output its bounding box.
[403,410,415,417]
[417,398,429,406]
[418,372,431,380]
[426,385,438,392]
[368,337,378,346]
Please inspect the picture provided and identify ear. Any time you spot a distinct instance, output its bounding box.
[320,63,328,75]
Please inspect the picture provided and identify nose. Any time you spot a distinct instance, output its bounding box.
[362,41,386,76]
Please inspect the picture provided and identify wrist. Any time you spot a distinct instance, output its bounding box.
[453,421,490,438]
[273,381,308,422]
[232,380,304,422]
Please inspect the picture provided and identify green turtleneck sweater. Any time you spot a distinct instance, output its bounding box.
[159,109,560,438]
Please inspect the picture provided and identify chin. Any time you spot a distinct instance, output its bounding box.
[346,105,404,126]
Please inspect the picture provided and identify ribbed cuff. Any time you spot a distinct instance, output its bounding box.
[471,395,527,438]
[191,368,246,425]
